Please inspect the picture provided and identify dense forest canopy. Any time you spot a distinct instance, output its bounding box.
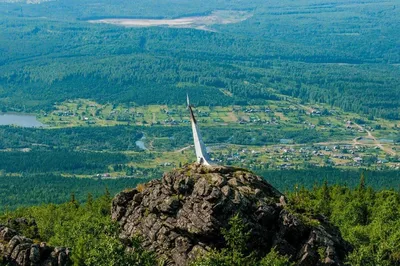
[0,174,152,212]
[0,0,399,118]
[1,177,399,265]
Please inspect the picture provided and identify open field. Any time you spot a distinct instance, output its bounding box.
[5,95,389,176]
[88,10,252,31]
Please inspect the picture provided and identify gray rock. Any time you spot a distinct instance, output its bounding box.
[29,244,40,263]
[0,226,70,266]
[112,163,351,265]
[0,226,17,242]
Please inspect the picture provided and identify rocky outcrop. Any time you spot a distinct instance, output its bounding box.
[112,164,352,266]
[0,225,70,266]
[6,218,39,240]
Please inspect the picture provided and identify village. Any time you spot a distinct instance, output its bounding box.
[208,142,399,171]
[37,98,400,177]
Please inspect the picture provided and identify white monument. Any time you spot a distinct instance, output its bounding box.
[187,95,212,165]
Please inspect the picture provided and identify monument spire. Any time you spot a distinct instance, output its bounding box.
[187,94,212,165]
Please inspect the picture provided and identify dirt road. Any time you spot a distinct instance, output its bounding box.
[353,122,396,156]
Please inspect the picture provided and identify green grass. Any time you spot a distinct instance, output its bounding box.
[2,95,398,175]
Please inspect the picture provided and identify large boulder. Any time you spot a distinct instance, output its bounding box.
[112,164,352,266]
[0,225,70,266]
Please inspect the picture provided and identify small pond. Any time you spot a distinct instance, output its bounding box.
[0,113,46,128]
[135,135,148,150]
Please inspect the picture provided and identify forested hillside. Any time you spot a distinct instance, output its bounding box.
[1,175,399,265]
[0,2,399,264]
[0,174,153,211]
[0,0,399,118]
[289,177,400,266]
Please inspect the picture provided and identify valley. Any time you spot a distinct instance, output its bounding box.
[0,1,400,265]
[42,96,399,170]
[0,0,399,217]
[1,94,398,181]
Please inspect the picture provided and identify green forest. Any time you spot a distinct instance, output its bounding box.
[0,0,399,118]
[0,125,333,152]
[0,174,154,212]
[0,0,399,265]
[1,176,399,265]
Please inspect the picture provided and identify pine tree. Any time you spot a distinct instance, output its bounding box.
[358,172,366,193]
[70,193,79,208]
[322,180,331,202]
[316,180,331,217]
[86,193,93,209]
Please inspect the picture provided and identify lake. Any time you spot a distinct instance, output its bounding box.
[0,113,46,128]
[135,135,148,151]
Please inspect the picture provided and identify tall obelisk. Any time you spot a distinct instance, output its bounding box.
[187,95,212,165]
